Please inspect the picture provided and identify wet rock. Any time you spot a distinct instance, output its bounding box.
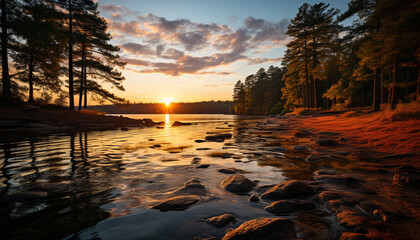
[306,154,324,162]
[173,179,207,195]
[151,195,200,211]
[393,168,420,188]
[319,191,360,213]
[205,134,232,142]
[153,144,162,148]
[191,157,201,164]
[264,199,315,214]
[315,139,337,146]
[196,164,210,169]
[339,232,368,240]
[143,118,155,124]
[172,121,192,126]
[221,153,233,158]
[336,208,380,233]
[222,217,295,240]
[261,180,315,199]
[195,140,206,143]
[267,147,286,152]
[220,174,256,194]
[205,213,237,227]
[315,174,358,186]
[218,168,244,174]
[197,148,212,151]
[292,145,307,151]
[249,194,260,202]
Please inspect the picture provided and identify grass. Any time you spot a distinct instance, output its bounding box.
[382,101,420,121]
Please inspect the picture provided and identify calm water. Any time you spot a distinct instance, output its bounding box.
[1,114,290,240]
[108,114,239,124]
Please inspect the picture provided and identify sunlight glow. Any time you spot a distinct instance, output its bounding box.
[163,98,174,106]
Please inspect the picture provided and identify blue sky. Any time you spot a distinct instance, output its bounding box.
[96,0,352,103]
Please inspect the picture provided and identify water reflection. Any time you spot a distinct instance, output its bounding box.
[165,113,170,127]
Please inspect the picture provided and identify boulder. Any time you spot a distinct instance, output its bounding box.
[220,174,256,194]
[173,179,207,195]
[205,134,232,142]
[264,199,315,214]
[261,180,314,199]
[222,217,295,240]
[151,195,200,211]
[205,213,237,227]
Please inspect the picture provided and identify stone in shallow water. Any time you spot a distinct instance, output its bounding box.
[315,139,337,146]
[195,139,206,143]
[196,164,210,169]
[261,180,314,199]
[151,195,200,211]
[173,179,207,195]
[267,147,286,152]
[222,217,295,240]
[217,168,244,174]
[205,213,237,227]
[264,199,315,214]
[306,154,324,162]
[205,133,232,142]
[292,145,307,151]
[249,194,260,202]
[220,174,256,194]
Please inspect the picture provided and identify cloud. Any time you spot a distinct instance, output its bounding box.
[202,83,235,88]
[107,13,289,76]
[247,57,282,65]
[100,4,132,15]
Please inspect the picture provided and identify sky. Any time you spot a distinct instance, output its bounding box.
[96,0,352,104]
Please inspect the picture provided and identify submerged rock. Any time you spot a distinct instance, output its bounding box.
[218,168,244,174]
[196,164,210,169]
[261,180,314,199]
[222,217,295,240]
[195,139,206,143]
[171,121,192,126]
[151,195,200,211]
[205,213,237,227]
[220,174,256,194]
[264,199,315,214]
[267,147,286,152]
[205,134,232,142]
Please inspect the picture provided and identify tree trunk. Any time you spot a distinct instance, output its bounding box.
[372,68,381,111]
[28,54,34,103]
[1,0,11,103]
[313,78,318,108]
[68,0,74,110]
[361,81,364,106]
[417,66,420,99]
[304,34,310,108]
[391,52,400,109]
[380,70,385,104]
[83,63,87,109]
[78,39,85,111]
[405,67,409,99]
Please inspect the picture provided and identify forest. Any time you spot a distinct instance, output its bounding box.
[0,0,126,110]
[233,0,420,115]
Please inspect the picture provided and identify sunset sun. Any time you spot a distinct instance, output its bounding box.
[163,98,173,106]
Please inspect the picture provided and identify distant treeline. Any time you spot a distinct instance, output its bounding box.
[89,101,233,114]
[233,1,420,115]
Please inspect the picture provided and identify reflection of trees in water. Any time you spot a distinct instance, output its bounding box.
[0,132,125,239]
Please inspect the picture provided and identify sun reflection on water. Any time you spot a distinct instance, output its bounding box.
[165,113,170,127]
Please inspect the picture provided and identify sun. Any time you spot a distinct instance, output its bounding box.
[163,98,173,106]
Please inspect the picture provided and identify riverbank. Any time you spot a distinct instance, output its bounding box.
[0,105,154,141]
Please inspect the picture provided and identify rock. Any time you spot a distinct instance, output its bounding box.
[292,129,313,137]
[315,174,358,186]
[315,139,337,146]
[191,157,201,164]
[267,147,286,152]
[222,217,295,240]
[218,168,244,174]
[261,180,314,199]
[173,180,207,195]
[195,140,206,143]
[196,164,210,169]
[172,121,192,126]
[306,154,324,162]
[153,144,162,148]
[205,134,232,142]
[292,145,307,151]
[393,168,420,188]
[339,233,368,240]
[220,174,256,194]
[197,148,212,151]
[264,199,315,214]
[120,127,129,131]
[205,213,237,227]
[249,194,260,202]
[143,118,155,124]
[151,195,200,211]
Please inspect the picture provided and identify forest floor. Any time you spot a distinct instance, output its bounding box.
[280,107,420,167]
[0,104,152,141]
